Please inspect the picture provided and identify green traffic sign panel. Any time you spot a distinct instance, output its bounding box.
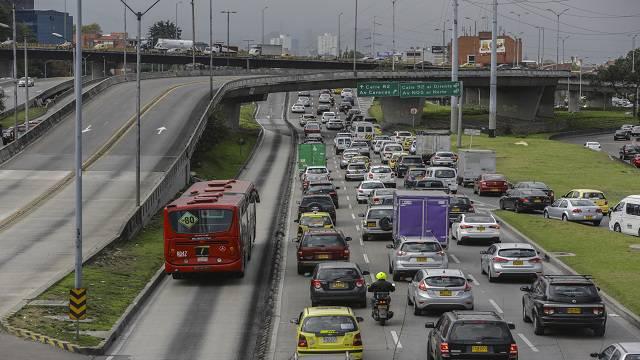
[357,82,399,97]
[399,81,461,98]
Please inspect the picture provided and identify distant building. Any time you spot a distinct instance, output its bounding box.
[453,31,522,67]
[317,33,337,57]
[16,9,73,45]
[270,34,292,54]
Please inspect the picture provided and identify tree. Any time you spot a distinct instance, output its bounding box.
[594,48,640,117]
[147,20,181,46]
[0,90,5,113]
[82,23,102,34]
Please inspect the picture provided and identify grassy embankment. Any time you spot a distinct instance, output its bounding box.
[0,106,47,128]
[8,103,260,347]
[453,134,640,316]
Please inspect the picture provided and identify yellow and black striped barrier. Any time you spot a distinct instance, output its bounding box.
[69,288,87,321]
[0,317,79,352]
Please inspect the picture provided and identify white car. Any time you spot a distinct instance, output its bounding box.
[381,143,404,163]
[321,112,336,124]
[326,120,344,130]
[451,214,501,245]
[367,165,395,187]
[291,104,305,113]
[621,124,634,132]
[18,77,34,87]
[298,96,312,107]
[632,126,640,137]
[393,131,413,143]
[430,151,457,166]
[425,167,458,194]
[356,180,385,203]
[584,141,602,151]
[341,88,353,97]
[373,140,392,154]
[336,132,352,139]
[318,93,332,103]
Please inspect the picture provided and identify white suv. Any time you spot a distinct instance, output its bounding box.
[367,165,396,188]
[321,112,336,124]
[381,143,404,163]
[425,167,458,194]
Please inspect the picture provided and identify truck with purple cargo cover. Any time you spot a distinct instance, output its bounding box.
[392,190,450,248]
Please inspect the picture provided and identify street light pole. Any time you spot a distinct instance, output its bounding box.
[338,12,343,58]
[73,0,83,297]
[353,0,358,77]
[488,0,497,137]
[121,0,161,208]
[209,0,213,99]
[631,34,638,119]
[546,8,569,70]
[391,0,396,72]
[220,10,237,66]
[261,6,268,45]
[451,0,459,133]
[23,36,29,132]
[123,4,127,80]
[175,1,182,38]
[191,0,195,68]
[12,4,18,140]
[561,35,569,64]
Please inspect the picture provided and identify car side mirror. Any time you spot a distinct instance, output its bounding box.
[590,353,601,358]
[425,322,435,328]
[293,219,299,223]
[356,316,364,322]
[345,237,352,241]
[520,286,532,292]
[290,318,299,325]
[470,200,475,204]
[385,244,394,249]
[507,322,516,330]
[335,186,341,190]
[296,201,301,205]
[358,213,365,217]
[362,270,370,275]
[466,278,474,282]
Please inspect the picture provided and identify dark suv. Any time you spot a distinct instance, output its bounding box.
[296,229,352,274]
[620,144,640,160]
[305,181,340,208]
[396,155,425,178]
[448,195,475,224]
[521,275,606,336]
[425,311,518,360]
[298,195,337,224]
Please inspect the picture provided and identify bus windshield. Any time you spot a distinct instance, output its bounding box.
[169,209,233,234]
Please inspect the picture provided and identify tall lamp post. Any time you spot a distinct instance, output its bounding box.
[72,0,83,305]
[561,35,569,64]
[391,0,396,71]
[631,34,638,119]
[190,0,195,68]
[23,36,29,132]
[261,6,268,45]
[121,0,161,207]
[0,20,16,139]
[220,10,237,66]
[353,0,358,77]
[209,0,213,99]
[579,56,590,109]
[546,7,569,70]
[175,1,182,38]
[488,0,498,137]
[451,0,459,133]
[338,12,343,58]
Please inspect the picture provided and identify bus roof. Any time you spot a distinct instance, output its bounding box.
[166,179,257,209]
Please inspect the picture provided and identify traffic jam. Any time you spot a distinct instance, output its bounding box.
[281,88,628,360]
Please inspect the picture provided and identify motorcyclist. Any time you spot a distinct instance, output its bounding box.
[368,272,396,293]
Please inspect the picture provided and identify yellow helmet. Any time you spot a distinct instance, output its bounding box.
[376,272,387,280]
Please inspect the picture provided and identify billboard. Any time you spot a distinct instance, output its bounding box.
[431,45,445,54]
[479,39,505,54]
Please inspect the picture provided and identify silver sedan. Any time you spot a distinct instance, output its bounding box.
[407,268,474,315]
[543,198,604,226]
[387,236,448,281]
[480,243,543,282]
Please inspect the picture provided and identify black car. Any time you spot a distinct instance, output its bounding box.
[499,189,551,213]
[310,262,369,307]
[404,167,427,188]
[305,181,340,208]
[449,195,475,224]
[521,275,606,336]
[396,155,425,177]
[414,179,449,193]
[426,311,517,360]
[346,108,361,122]
[614,129,631,141]
[298,90,311,97]
[619,144,640,160]
[339,102,353,113]
[316,104,331,115]
[512,181,555,202]
[298,195,337,224]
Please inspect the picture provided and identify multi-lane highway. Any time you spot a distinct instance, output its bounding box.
[560,131,639,166]
[0,77,72,111]
[267,91,640,360]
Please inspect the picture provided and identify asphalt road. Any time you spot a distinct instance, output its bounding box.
[0,77,72,111]
[105,92,294,360]
[0,75,252,360]
[560,131,640,167]
[267,92,640,360]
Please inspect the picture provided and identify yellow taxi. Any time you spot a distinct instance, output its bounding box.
[348,155,371,169]
[296,211,334,239]
[402,136,415,151]
[388,152,408,171]
[333,88,343,95]
[373,124,383,136]
[292,306,364,359]
[562,189,610,214]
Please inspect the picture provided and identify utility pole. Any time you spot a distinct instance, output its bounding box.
[632,34,638,119]
[261,6,268,45]
[561,35,569,64]
[338,12,343,58]
[209,0,213,99]
[175,1,182,38]
[370,16,381,57]
[547,8,569,70]
[12,3,18,140]
[121,0,161,207]
[23,37,29,132]
[73,0,83,302]
[391,0,396,71]
[541,27,545,67]
[191,0,195,68]
[220,10,237,66]
[489,0,497,137]
[123,4,127,80]
[353,0,358,77]
[451,0,459,133]
[535,26,541,67]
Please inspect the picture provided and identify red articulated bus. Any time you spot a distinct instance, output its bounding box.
[163,179,260,279]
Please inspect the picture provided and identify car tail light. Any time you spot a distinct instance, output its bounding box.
[344,248,350,257]
[297,251,303,259]
[353,333,363,346]
[529,257,542,264]
[572,208,583,213]
[358,189,363,193]
[396,250,407,256]
[480,181,487,186]
[543,306,555,315]
[355,278,365,287]
[312,280,322,289]
[460,225,473,229]
[440,342,449,355]
[593,307,604,315]
[437,251,445,256]
[595,208,603,213]
[468,207,475,213]
[298,334,308,347]
[418,280,428,291]
[373,197,379,203]
[549,190,555,198]
[510,343,518,358]
[464,282,472,291]
[368,173,373,179]
[489,224,500,229]
[493,256,509,263]
[604,200,608,205]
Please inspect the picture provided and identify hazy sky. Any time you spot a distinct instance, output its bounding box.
[36,0,640,63]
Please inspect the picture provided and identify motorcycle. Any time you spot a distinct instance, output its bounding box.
[371,291,394,325]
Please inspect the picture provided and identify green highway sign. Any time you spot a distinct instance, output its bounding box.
[399,81,461,97]
[357,82,399,97]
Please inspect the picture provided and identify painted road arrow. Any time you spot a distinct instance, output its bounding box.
[157,126,167,135]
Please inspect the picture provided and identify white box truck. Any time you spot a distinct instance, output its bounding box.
[248,44,283,57]
[415,130,450,158]
[456,149,496,186]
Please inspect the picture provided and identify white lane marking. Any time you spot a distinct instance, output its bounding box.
[156,126,167,134]
[349,203,353,209]
[517,333,539,352]
[449,254,461,264]
[360,238,364,246]
[346,195,350,201]
[610,313,620,317]
[363,253,370,263]
[351,213,356,219]
[82,125,92,133]
[467,273,480,286]
[390,330,403,349]
[489,299,504,314]
[355,225,360,231]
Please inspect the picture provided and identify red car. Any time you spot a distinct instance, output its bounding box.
[303,123,320,136]
[474,173,508,196]
[633,154,640,168]
[296,229,351,275]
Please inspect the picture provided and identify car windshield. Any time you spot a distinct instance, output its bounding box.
[484,174,505,181]
[306,124,320,130]
[569,199,596,206]
[301,216,332,227]
[548,284,600,302]
[434,169,456,178]
[436,152,454,158]
[497,248,537,258]
[583,192,605,200]
[317,267,360,281]
[398,132,412,137]
[450,197,471,206]
[349,164,366,170]
[361,182,384,189]
[308,185,333,192]
[464,216,495,224]
[424,276,466,287]
[520,189,547,196]
[169,209,233,234]
[323,112,335,117]
[381,198,394,205]
[301,197,334,207]
[302,316,357,334]
[402,157,422,164]
[371,167,391,173]
[449,322,512,342]
[343,153,357,159]
[302,235,345,247]
[368,209,393,219]
[401,242,442,252]
[385,145,403,151]
[375,189,395,196]
[307,168,328,174]
[415,180,445,188]
[409,170,426,177]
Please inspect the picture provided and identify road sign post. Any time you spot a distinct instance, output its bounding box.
[463,128,481,148]
[69,288,87,340]
[410,107,417,128]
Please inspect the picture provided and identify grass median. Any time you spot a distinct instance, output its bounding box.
[0,106,47,128]
[6,103,260,347]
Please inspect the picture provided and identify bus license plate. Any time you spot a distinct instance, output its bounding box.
[567,307,582,314]
[513,260,524,266]
[440,290,452,296]
[317,254,330,259]
[472,345,488,353]
[322,336,337,343]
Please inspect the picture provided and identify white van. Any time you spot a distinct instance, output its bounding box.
[426,167,458,194]
[609,195,640,236]
[352,122,375,142]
